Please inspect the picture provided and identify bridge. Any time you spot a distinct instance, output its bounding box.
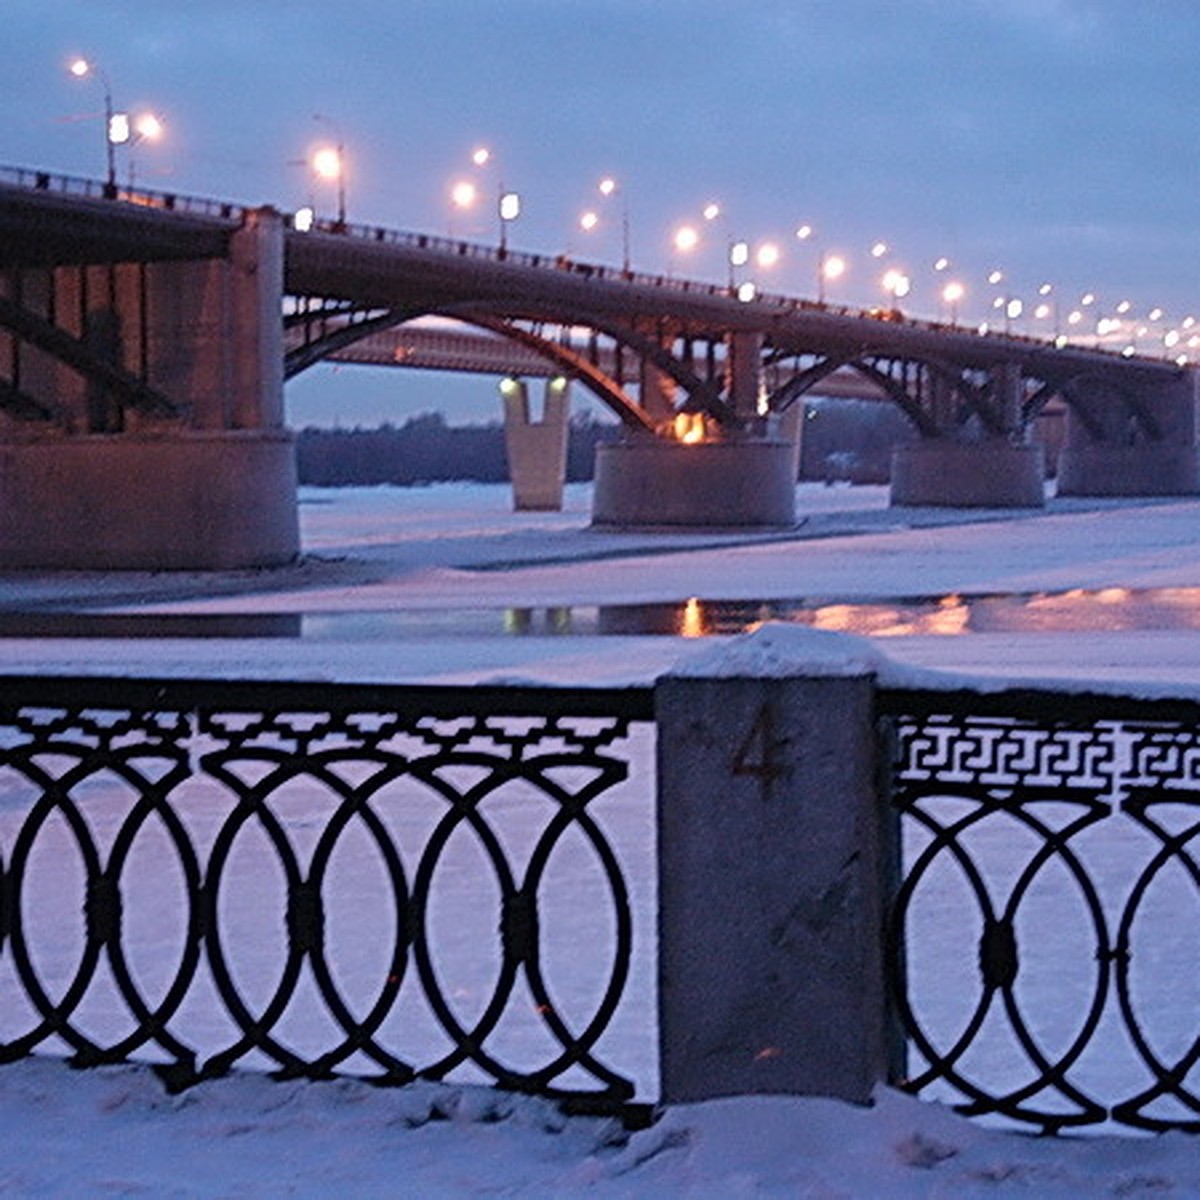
[1,163,1196,567]
[308,318,890,400]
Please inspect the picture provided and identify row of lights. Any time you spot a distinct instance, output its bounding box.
[64,61,1194,360]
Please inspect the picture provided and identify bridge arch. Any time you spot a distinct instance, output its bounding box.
[282,303,744,433]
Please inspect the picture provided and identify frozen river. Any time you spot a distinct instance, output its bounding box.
[3,481,1200,1126]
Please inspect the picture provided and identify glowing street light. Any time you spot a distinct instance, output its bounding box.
[756,241,781,270]
[311,113,346,225]
[673,224,700,253]
[941,280,965,325]
[69,56,115,186]
[498,189,521,252]
[818,252,846,304]
[451,179,478,211]
[881,267,911,306]
[597,176,630,272]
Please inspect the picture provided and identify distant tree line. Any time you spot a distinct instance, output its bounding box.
[295,398,953,488]
[296,410,621,486]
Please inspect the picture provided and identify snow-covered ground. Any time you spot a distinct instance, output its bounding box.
[5,481,1200,1195]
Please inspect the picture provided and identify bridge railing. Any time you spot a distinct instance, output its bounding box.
[0,163,246,223]
[289,208,1159,363]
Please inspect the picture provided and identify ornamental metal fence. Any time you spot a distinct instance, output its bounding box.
[0,675,655,1119]
[880,686,1200,1134]
[6,666,1200,1135]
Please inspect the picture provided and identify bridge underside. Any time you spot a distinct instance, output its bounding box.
[284,305,1200,512]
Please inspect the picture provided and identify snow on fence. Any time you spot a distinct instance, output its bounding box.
[1,637,1199,1136]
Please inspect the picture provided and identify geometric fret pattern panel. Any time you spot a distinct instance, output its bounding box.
[0,677,656,1113]
[882,690,1200,1133]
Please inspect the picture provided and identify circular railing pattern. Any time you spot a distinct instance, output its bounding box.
[0,680,652,1111]
[885,699,1200,1133]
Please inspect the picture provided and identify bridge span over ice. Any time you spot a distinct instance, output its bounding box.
[1,163,1197,567]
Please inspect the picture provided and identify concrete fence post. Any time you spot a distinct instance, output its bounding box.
[655,625,895,1105]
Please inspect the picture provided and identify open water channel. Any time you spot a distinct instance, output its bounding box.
[1,584,1199,640]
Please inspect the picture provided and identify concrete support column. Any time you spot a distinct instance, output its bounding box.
[0,208,298,570]
[993,361,1024,437]
[655,625,894,1104]
[592,437,796,527]
[726,330,764,419]
[229,207,285,429]
[890,440,1045,507]
[501,376,570,511]
[1056,369,1200,496]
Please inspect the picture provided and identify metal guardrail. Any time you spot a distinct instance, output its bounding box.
[0,675,655,1119]
[880,685,1200,1133]
[0,163,245,223]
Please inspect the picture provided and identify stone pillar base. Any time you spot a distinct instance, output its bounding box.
[592,438,796,528]
[1056,445,1200,496]
[890,441,1044,508]
[0,431,299,570]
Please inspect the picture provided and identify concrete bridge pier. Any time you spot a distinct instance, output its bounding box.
[890,362,1046,508]
[500,375,570,511]
[890,439,1045,508]
[1056,369,1200,496]
[592,327,799,528]
[0,208,299,570]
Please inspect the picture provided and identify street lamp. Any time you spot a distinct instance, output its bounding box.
[881,267,911,310]
[310,114,347,226]
[729,239,750,290]
[941,280,965,325]
[598,176,630,272]
[498,188,521,253]
[818,251,845,304]
[670,223,700,278]
[69,56,124,191]
[465,146,520,253]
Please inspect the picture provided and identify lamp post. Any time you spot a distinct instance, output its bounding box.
[465,146,519,253]
[941,280,965,326]
[670,223,699,279]
[818,251,845,304]
[598,176,630,273]
[498,187,521,253]
[311,114,346,226]
[69,57,117,190]
[881,267,911,313]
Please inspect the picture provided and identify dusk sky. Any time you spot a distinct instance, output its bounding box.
[6,1,1200,425]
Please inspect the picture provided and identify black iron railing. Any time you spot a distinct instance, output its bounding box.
[880,686,1200,1133]
[0,675,654,1115]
